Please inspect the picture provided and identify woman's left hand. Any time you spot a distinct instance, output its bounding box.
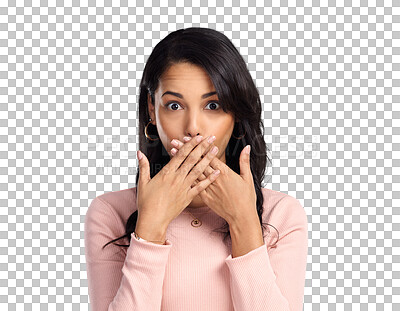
[170,137,257,225]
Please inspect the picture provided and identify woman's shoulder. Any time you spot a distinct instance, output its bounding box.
[260,187,308,231]
[85,186,138,227]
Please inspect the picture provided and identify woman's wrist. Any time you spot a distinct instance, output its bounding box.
[134,220,168,245]
[132,231,167,245]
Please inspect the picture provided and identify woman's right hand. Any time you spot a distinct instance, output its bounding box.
[135,135,220,242]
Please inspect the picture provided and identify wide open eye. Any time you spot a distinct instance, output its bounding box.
[165,101,220,111]
[165,102,183,111]
[205,101,220,110]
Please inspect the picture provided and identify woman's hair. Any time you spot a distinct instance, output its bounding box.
[102,27,278,249]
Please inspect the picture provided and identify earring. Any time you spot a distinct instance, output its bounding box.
[144,118,160,141]
[232,122,246,140]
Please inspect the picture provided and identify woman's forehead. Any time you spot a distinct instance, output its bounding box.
[157,74,216,96]
[160,62,211,80]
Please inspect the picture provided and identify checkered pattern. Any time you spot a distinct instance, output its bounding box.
[1,0,399,310]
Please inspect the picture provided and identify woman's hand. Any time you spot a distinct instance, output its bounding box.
[170,137,257,226]
[135,135,221,242]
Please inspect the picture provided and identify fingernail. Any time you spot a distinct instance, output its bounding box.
[211,146,218,155]
[196,135,203,143]
[213,169,220,175]
[183,136,191,142]
[207,135,216,143]
[171,148,177,155]
[171,139,179,146]
[245,145,251,154]
[137,150,143,160]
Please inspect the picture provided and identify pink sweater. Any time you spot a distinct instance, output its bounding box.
[84,187,308,311]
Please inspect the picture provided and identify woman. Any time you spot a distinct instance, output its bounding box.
[84,27,308,311]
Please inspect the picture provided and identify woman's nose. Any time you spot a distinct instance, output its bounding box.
[185,114,203,138]
[187,132,200,137]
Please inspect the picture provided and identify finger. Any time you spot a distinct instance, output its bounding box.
[163,135,205,174]
[191,179,199,188]
[191,162,218,187]
[192,165,215,188]
[170,138,185,149]
[185,144,219,186]
[137,150,150,187]
[191,170,207,187]
[203,165,214,177]
[194,165,213,184]
[170,136,213,184]
[177,135,217,176]
[239,145,251,181]
[180,136,214,188]
[188,168,221,198]
[195,173,207,182]
[171,136,212,160]
[191,172,206,188]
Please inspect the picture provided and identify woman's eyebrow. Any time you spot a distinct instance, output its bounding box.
[161,91,217,99]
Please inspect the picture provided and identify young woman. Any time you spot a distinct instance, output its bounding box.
[84,27,308,311]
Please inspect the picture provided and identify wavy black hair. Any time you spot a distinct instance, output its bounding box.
[102,27,278,249]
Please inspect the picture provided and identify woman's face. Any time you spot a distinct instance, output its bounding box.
[148,62,235,163]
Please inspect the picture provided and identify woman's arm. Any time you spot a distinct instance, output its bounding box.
[84,197,172,311]
[225,195,309,311]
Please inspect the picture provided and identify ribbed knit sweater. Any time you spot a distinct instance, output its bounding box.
[84,187,308,311]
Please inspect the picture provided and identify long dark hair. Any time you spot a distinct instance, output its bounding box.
[102,27,278,249]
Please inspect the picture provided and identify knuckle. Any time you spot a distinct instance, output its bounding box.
[203,138,212,147]
[161,166,170,177]
[207,149,215,158]
[173,153,182,162]
[190,166,202,176]
[194,183,203,191]
[182,145,194,157]
[187,148,201,162]
[175,149,188,161]
[180,162,191,173]
[201,145,210,156]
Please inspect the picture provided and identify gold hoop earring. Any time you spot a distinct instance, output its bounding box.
[144,119,160,141]
[232,123,246,140]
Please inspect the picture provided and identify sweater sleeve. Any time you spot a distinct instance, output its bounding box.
[224,195,308,311]
[84,197,172,311]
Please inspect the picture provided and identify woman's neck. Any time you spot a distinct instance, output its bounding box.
[186,193,206,209]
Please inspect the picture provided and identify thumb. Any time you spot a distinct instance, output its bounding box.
[239,145,251,181]
[137,150,151,186]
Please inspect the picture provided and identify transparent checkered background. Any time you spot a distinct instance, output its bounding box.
[1,0,399,310]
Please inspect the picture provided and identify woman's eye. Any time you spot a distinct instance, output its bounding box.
[165,101,220,111]
[166,102,182,110]
[206,101,220,110]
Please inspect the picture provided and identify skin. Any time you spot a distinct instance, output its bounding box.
[144,61,264,257]
[148,62,236,208]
